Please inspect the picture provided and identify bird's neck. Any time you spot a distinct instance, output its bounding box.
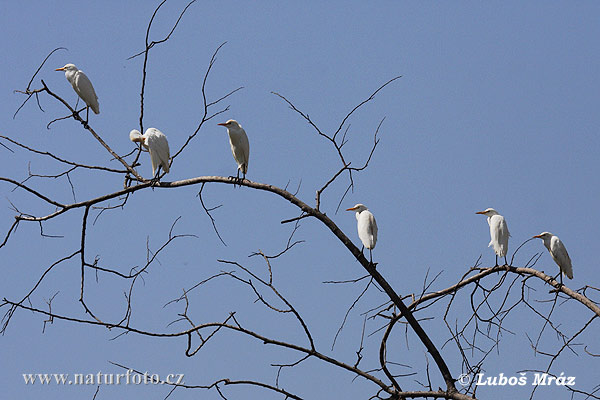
[65,70,77,82]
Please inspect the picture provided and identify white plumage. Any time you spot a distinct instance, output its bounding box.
[346,204,378,264]
[476,208,510,265]
[129,128,171,177]
[218,120,249,181]
[55,63,99,115]
[533,232,573,280]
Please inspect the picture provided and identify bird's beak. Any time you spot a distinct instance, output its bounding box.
[346,207,357,211]
[475,211,485,215]
[532,235,542,239]
[55,67,65,71]
[217,122,227,126]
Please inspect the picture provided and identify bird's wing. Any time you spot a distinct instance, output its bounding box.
[146,129,171,174]
[240,128,250,169]
[552,237,573,279]
[498,217,509,242]
[489,215,509,256]
[487,216,498,246]
[357,211,377,249]
[75,71,99,114]
[370,212,378,247]
[229,130,249,173]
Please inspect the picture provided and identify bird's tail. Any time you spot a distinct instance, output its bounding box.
[493,243,507,258]
[564,267,574,280]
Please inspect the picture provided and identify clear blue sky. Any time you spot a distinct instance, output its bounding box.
[1,1,599,399]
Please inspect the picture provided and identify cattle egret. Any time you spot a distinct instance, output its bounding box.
[346,204,378,264]
[217,120,249,185]
[55,63,99,124]
[130,128,171,179]
[476,208,510,266]
[533,232,573,282]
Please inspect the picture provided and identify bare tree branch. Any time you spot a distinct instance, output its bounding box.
[13,47,68,119]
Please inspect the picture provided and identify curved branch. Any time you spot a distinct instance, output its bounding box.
[0,136,127,174]
[2,172,458,391]
[0,177,66,208]
[380,313,402,393]
[170,42,241,161]
[409,264,600,318]
[218,257,315,351]
[39,81,142,179]
[13,47,68,119]
[1,301,392,394]
[273,76,400,211]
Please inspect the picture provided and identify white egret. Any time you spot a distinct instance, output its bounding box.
[217,120,249,185]
[346,204,378,264]
[533,232,573,281]
[129,128,171,179]
[476,208,510,266]
[55,63,99,124]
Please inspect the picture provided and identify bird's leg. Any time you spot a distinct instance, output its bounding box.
[495,255,499,267]
[504,255,508,266]
[238,169,242,186]
[150,167,162,187]
[559,272,564,289]
[83,106,90,129]
[229,169,240,189]
[235,169,245,188]
[548,271,563,289]
[367,249,377,268]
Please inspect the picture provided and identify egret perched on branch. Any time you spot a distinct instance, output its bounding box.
[218,120,249,185]
[533,232,573,282]
[346,204,378,265]
[129,128,171,180]
[476,208,510,266]
[55,63,99,125]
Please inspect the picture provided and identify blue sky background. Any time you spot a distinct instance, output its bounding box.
[1,1,599,399]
